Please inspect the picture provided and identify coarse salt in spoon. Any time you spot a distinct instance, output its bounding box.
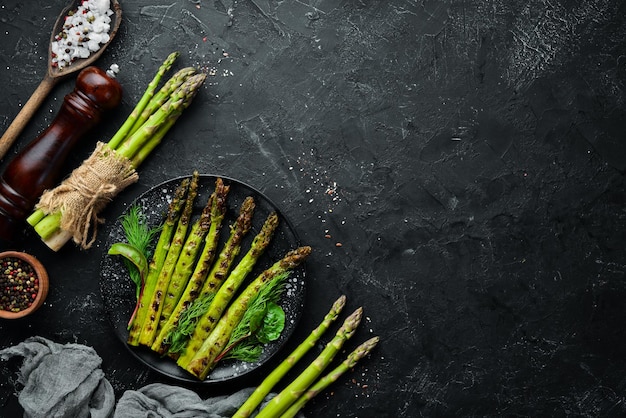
[0,0,122,160]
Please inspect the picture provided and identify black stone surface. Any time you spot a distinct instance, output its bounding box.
[1,0,626,416]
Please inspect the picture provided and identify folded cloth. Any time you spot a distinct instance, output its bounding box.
[0,336,115,418]
[114,383,305,418]
[114,384,254,418]
[2,337,305,418]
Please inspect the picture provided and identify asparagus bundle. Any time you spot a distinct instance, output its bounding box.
[27,51,207,251]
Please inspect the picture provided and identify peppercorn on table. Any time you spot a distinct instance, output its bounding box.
[1,0,626,416]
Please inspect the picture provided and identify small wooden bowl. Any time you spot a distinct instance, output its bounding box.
[0,251,49,319]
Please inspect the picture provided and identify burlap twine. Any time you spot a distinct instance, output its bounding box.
[37,142,139,249]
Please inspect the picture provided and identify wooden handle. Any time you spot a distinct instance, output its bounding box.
[0,74,58,161]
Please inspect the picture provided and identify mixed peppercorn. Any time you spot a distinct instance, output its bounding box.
[0,257,39,313]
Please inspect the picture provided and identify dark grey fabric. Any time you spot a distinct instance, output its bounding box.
[0,336,115,418]
[1,337,305,418]
[114,384,257,418]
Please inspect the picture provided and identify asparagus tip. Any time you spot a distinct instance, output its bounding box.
[332,295,347,313]
[340,307,363,338]
[353,336,380,361]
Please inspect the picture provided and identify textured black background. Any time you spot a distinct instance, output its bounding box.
[1,0,626,416]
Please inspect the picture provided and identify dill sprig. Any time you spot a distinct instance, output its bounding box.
[167,292,216,356]
[120,204,161,298]
[121,204,161,253]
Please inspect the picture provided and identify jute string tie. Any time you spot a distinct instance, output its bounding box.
[37,142,139,249]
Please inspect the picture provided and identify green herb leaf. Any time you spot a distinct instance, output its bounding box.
[121,204,161,255]
[118,204,161,299]
[228,344,263,363]
[249,306,267,335]
[220,273,288,363]
[255,302,285,344]
[108,242,149,281]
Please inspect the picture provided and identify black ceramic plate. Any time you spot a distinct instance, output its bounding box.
[100,174,306,384]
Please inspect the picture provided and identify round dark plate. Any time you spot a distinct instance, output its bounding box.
[100,174,306,384]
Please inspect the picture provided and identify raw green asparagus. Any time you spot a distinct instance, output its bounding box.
[232,295,347,418]
[255,306,363,417]
[279,336,380,418]
[127,67,197,138]
[115,74,206,161]
[108,51,180,149]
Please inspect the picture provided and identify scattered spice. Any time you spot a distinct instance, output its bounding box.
[0,258,39,313]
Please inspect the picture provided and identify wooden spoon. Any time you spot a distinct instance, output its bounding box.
[0,0,122,161]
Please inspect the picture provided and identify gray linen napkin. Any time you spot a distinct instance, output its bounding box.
[1,337,305,418]
[0,336,115,418]
[114,383,305,418]
[114,384,256,418]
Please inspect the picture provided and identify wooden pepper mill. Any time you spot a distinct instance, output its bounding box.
[0,66,122,243]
